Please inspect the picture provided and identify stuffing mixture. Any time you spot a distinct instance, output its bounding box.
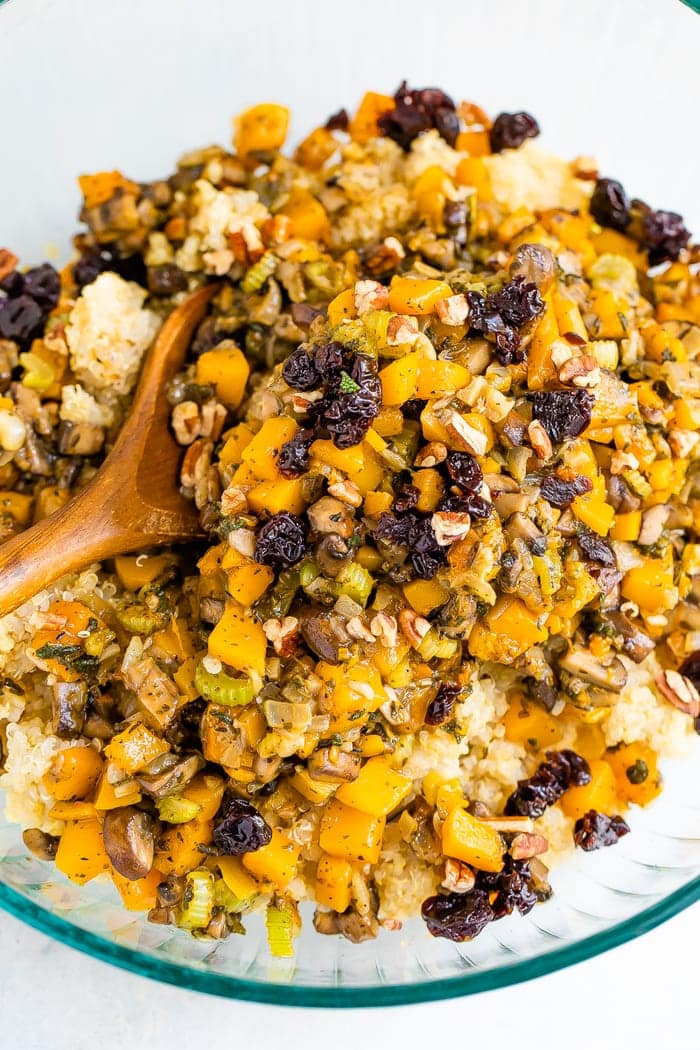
[0,84,698,952]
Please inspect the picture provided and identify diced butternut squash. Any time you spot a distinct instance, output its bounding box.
[607,744,661,807]
[195,345,250,409]
[291,767,338,804]
[279,190,329,242]
[503,694,563,749]
[31,600,104,683]
[315,854,353,912]
[78,171,139,209]
[319,799,386,864]
[310,438,365,475]
[363,490,393,517]
[388,276,452,315]
[181,774,226,821]
[560,759,618,821]
[621,550,676,613]
[336,757,412,817]
[468,596,548,663]
[207,602,267,677]
[49,800,97,821]
[403,577,449,616]
[104,722,170,775]
[234,103,289,156]
[155,820,213,877]
[94,772,142,811]
[241,417,298,481]
[174,656,199,702]
[112,867,162,911]
[610,511,642,542]
[247,478,307,516]
[43,746,103,801]
[527,297,559,390]
[571,489,615,536]
[151,617,195,663]
[379,353,421,405]
[349,91,395,144]
[241,828,299,889]
[0,491,33,525]
[441,807,504,872]
[218,423,256,467]
[55,819,112,885]
[226,559,275,606]
[327,288,356,327]
[455,156,492,200]
[218,855,261,899]
[416,359,470,398]
[318,660,386,723]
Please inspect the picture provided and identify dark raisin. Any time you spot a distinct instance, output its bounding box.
[375,511,414,548]
[313,341,345,375]
[626,759,648,785]
[505,749,591,818]
[679,650,700,689]
[488,277,545,328]
[281,347,321,391]
[641,209,690,266]
[589,178,631,232]
[291,302,324,327]
[577,530,616,566]
[425,682,461,725]
[0,270,24,297]
[401,398,427,420]
[477,857,538,919]
[73,247,146,288]
[530,390,594,443]
[325,107,349,131]
[0,295,45,347]
[409,516,446,579]
[378,82,458,150]
[22,264,60,310]
[392,484,420,513]
[421,889,494,942]
[446,451,483,493]
[276,429,314,479]
[439,491,492,519]
[213,797,272,855]
[316,353,381,449]
[540,473,592,508]
[147,264,188,296]
[573,810,630,851]
[254,512,307,571]
[489,111,540,153]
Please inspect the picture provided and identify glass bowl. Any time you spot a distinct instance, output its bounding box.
[1,0,699,1007]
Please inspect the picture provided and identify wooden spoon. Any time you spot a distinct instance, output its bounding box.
[0,284,217,618]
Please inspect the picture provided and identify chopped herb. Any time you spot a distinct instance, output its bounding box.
[339,370,361,394]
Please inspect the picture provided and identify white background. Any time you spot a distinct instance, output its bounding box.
[1,0,699,1046]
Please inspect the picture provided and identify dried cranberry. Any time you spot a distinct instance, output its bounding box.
[0,295,45,347]
[316,353,381,449]
[281,348,322,391]
[392,484,420,513]
[375,512,414,548]
[439,491,492,519]
[22,263,60,310]
[73,246,146,288]
[313,342,345,375]
[446,451,483,493]
[375,511,446,579]
[680,651,700,690]
[147,264,188,296]
[425,682,461,725]
[277,429,314,479]
[489,277,545,328]
[378,82,459,150]
[589,178,631,232]
[573,810,630,851]
[540,473,592,508]
[0,270,24,297]
[477,857,538,919]
[213,797,272,855]
[641,209,690,265]
[325,107,349,131]
[421,890,494,942]
[489,111,540,153]
[577,530,616,566]
[530,390,594,443]
[254,512,307,571]
[401,398,427,420]
[505,749,591,818]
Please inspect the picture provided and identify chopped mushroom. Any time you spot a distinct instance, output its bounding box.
[559,646,628,691]
[22,828,59,861]
[136,752,204,797]
[602,611,655,663]
[51,680,87,737]
[102,807,155,881]
[307,747,361,782]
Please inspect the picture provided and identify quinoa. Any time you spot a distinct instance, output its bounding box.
[0,84,697,953]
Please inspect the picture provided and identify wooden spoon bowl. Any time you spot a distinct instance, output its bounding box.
[0,284,217,618]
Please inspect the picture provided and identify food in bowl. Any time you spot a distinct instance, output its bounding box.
[0,83,698,953]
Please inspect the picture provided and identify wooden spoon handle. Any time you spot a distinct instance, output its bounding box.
[0,480,148,618]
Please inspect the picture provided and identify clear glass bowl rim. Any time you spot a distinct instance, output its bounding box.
[0,876,697,1007]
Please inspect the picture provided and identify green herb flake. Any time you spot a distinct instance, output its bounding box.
[339,371,360,394]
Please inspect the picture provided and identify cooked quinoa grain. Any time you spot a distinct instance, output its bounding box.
[0,83,698,954]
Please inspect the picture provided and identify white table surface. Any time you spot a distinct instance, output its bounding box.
[1,903,697,1049]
